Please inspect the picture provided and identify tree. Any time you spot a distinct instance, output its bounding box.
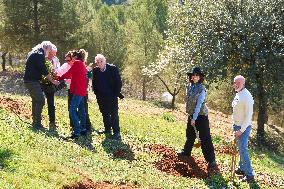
[124,0,166,100]
[196,0,284,141]
[2,0,77,56]
[143,2,200,108]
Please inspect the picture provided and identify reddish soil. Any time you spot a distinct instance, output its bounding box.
[62,180,138,189]
[146,144,221,179]
[0,96,31,119]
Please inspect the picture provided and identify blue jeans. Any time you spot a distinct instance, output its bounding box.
[233,125,254,177]
[70,95,86,135]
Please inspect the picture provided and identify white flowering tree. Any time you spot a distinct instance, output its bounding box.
[143,2,202,109]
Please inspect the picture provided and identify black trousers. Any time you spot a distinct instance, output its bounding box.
[97,96,120,135]
[183,115,216,163]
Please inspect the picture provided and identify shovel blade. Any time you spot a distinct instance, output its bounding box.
[193,142,201,148]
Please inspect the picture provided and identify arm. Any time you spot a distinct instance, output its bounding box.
[58,65,73,80]
[113,66,122,97]
[192,89,206,120]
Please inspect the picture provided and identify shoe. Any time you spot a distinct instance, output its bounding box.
[240,175,255,183]
[80,130,87,136]
[177,151,189,156]
[235,168,245,175]
[32,124,44,131]
[97,130,111,135]
[208,161,217,168]
[112,133,121,140]
[49,122,56,130]
[70,134,80,139]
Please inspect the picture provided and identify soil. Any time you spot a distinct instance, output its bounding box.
[0,96,31,119]
[62,180,138,189]
[146,144,221,179]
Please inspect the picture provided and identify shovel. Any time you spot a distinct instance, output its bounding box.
[193,125,201,148]
[230,139,238,182]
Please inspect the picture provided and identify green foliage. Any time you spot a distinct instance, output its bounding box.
[207,79,234,114]
[161,112,176,122]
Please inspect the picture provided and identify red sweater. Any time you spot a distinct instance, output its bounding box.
[59,60,87,96]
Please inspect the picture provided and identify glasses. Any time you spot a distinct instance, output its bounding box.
[65,59,72,62]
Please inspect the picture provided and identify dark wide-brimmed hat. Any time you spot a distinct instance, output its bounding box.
[187,67,205,77]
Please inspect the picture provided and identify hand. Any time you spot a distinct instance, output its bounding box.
[234,130,242,138]
[52,80,60,86]
[191,119,195,126]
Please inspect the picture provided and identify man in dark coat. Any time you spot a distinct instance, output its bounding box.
[92,54,122,140]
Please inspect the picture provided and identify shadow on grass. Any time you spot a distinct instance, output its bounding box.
[0,148,14,170]
[250,134,284,165]
[32,126,96,152]
[102,137,135,161]
[204,174,228,188]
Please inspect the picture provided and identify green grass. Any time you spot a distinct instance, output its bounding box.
[0,94,283,189]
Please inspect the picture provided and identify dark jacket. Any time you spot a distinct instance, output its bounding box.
[23,48,48,82]
[92,63,122,98]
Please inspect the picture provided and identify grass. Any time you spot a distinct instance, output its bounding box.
[0,93,283,189]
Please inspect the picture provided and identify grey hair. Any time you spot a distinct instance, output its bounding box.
[28,41,54,57]
[95,54,106,64]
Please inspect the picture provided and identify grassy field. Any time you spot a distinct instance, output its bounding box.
[0,92,283,189]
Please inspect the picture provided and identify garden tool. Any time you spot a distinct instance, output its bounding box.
[230,139,238,182]
[193,125,201,148]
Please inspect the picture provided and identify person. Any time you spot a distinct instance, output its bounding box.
[179,67,216,169]
[40,44,61,129]
[23,41,59,130]
[232,75,255,183]
[78,49,92,131]
[56,51,75,130]
[58,50,87,139]
[92,54,122,140]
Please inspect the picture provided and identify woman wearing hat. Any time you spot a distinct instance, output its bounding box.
[179,67,217,169]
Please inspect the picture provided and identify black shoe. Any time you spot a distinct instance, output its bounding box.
[235,168,245,175]
[208,161,217,168]
[80,130,87,136]
[177,151,190,157]
[70,134,80,139]
[97,130,111,135]
[32,124,44,131]
[112,133,121,140]
[240,175,255,183]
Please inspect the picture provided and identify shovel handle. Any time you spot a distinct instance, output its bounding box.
[192,125,200,141]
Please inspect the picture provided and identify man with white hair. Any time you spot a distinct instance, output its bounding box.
[92,54,123,140]
[232,75,255,183]
[41,43,62,130]
[24,41,59,130]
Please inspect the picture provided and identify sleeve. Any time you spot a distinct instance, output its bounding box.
[59,64,73,80]
[92,68,97,94]
[56,63,70,77]
[113,66,122,97]
[192,89,206,120]
[240,97,253,133]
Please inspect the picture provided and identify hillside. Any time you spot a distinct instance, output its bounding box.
[0,70,283,189]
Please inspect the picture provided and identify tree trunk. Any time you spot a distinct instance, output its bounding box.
[171,93,176,110]
[256,70,268,143]
[142,76,146,101]
[1,52,8,71]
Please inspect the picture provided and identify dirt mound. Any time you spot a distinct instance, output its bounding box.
[0,96,31,119]
[146,144,221,179]
[62,180,138,189]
